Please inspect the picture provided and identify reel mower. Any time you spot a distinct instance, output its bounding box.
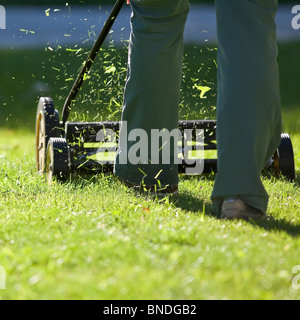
[35,0,296,184]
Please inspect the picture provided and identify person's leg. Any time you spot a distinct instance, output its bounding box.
[114,0,190,188]
[212,0,282,216]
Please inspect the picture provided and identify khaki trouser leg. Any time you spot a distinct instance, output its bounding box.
[211,0,282,215]
[114,0,190,187]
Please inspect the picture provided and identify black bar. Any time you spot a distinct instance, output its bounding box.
[72,158,218,174]
[66,121,120,143]
[65,120,217,143]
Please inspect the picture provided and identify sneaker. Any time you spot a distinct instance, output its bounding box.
[221,199,266,221]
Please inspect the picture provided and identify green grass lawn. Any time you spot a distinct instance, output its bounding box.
[0,41,300,300]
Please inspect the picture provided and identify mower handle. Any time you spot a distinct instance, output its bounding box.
[61,0,126,126]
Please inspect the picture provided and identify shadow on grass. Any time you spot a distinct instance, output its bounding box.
[65,172,300,236]
[171,195,300,238]
[167,174,217,217]
[172,189,300,237]
[170,191,216,217]
[251,217,300,237]
[170,175,300,237]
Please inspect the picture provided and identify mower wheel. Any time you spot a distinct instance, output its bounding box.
[36,97,60,175]
[277,133,295,181]
[45,138,70,184]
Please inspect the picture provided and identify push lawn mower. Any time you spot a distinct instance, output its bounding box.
[35,0,296,184]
